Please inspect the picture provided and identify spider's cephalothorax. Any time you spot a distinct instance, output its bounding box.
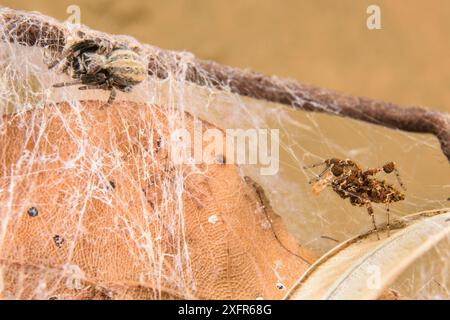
[304,158,406,240]
[49,39,146,106]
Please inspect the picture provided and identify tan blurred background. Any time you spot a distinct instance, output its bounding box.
[2,0,449,112]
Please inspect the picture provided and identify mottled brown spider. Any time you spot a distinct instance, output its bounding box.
[304,158,406,240]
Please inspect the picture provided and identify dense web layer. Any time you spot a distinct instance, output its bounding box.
[0,7,448,299]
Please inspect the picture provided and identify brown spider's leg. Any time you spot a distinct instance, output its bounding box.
[366,202,380,240]
[308,167,331,184]
[77,85,115,108]
[386,204,391,237]
[393,168,406,191]
[383,162,407,191]
[53,80,83,88]
[303,161,326,170]
[363,168,382,176]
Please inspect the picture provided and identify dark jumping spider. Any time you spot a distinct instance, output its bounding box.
[304,158,406,240]
[49,39,146,106]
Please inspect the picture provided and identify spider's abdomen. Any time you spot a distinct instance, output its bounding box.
[106,49,147,87]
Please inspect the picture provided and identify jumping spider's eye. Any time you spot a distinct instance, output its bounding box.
[331,165,344,176]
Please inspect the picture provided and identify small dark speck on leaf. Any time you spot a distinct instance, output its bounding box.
[276,283,285,290]
[27,207,38,217]
[156,135,162,150]
[53,235,64,248]
[108,180,116,190]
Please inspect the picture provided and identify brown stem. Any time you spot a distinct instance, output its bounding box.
[1,7,449,160]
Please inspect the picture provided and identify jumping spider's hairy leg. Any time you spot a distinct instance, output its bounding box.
[48,39,100,71]
[52,80,83,88]
[77,82,117,107]
[106,88,116,106]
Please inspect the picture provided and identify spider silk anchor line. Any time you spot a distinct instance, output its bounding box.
[171,117,280,176]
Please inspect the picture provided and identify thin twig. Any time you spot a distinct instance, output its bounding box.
[1,7,449,160]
